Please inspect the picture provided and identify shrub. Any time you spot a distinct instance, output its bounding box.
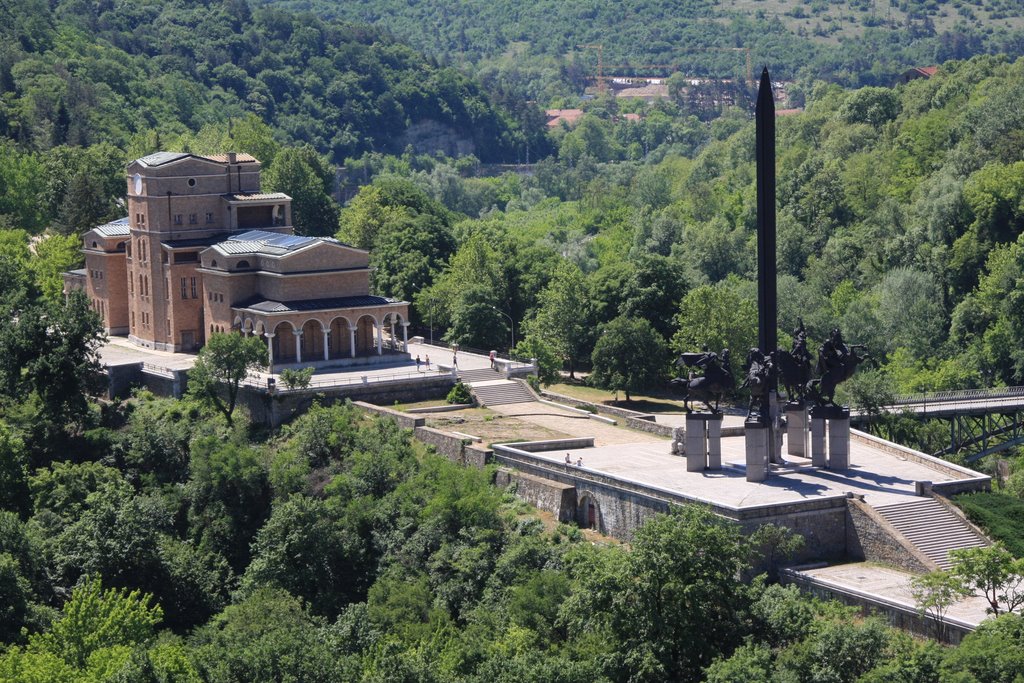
[446,382,473,405]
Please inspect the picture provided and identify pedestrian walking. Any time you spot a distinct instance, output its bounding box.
[425,354,430,369]
[416,355,421,371]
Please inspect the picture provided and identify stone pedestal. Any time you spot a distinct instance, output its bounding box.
[707,416,723,469]
[828,416,850,469]
[810,417,826,468]
[685,413,723,471]
[810,405,851,470]
[744,420,769,482]
[785,403,809,458]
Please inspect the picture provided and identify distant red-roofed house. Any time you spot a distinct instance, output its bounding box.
[775,108,803,117]
[897,66,939,85]
[545,109,585,128]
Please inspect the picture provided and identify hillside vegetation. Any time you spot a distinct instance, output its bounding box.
[0,0,543,164]
[268,0,1024,95]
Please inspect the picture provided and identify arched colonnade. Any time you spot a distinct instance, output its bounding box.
[232,311,409,369]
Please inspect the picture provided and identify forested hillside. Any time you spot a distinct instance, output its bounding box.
[0,0,543,164]
[268,0,1024,96]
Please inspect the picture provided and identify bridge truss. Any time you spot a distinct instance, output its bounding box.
[852,387,1024,463]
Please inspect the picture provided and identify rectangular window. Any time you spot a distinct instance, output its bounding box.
[173,214,182,225]
[165,278,169,299]
[206,212,214,224]
[188,213,197,225]
[190,277,197,299]
[180,278,187,299]
[129,275,134,294]
[174,252,198,264]
[166,320,170,335]
[131,311,135,328]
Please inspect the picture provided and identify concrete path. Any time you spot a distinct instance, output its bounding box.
[490,401,663,446]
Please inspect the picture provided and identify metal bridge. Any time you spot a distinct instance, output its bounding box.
[850,386,1024,462]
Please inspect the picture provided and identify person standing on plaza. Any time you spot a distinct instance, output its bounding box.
[416,355,421,371]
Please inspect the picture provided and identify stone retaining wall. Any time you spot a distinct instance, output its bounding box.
[354,401,424,429]
[495,468,576,522]
[845,497,934,573]
[782,569,974,645]
[240,375,453,426]
[414,426,469,463]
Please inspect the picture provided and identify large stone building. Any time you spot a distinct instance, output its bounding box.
[64,152,409,369]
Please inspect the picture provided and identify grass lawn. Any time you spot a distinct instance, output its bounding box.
[544,381,685,414]
[953,491,1024,558]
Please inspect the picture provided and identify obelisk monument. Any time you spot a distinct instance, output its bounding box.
[746,67,781,480]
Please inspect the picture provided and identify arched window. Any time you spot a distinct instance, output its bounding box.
[91,241,98,248]
[211,260,218,268]
[237,260,250,269]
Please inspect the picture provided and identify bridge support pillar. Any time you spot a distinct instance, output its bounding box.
[685,413,722,471]
[745,421,769,482]
[785,403,808,458]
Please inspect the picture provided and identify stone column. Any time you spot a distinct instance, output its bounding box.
[706,414,723,469]
[685,414,708,472]
[322,330,329,361]
[294,329,303,363]
[265,332,275,372]
[785,403,809,458]
[402,322,409,351]
[376,323,382,355]
[348,326,357,358]
[828,416,851,470]
[810,416,826,468]
[744,422,769,482]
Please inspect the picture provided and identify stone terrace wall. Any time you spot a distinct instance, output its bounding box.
[782,569,975,645]
[495,469,576,522]
[239,375,452,427]
[845,497,934,573]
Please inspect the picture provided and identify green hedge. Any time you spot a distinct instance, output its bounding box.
[953,491,1024,558]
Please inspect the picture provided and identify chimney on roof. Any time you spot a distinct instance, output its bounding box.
[227,152,237,164]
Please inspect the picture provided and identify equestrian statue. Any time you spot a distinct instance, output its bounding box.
[670,348,734,413]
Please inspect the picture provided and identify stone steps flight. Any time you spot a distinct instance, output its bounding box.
[873,498,989,570]
[468,380,536,407]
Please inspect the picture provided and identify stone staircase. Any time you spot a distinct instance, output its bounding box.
[466,380,536,407]
[873,498,989,570]
[457,367,504,383]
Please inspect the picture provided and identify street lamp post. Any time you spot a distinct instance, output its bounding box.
[490,305,514,352]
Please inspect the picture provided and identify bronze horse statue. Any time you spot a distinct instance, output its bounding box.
[670,349,734,413]
[741,348,775,420]
[807,344,871,407]
[776,348,813,403]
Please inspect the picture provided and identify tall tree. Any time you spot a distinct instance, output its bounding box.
[590,316,666,401]
[185,332,267,426]
[263,146,340,237]
[524,260,594,379]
